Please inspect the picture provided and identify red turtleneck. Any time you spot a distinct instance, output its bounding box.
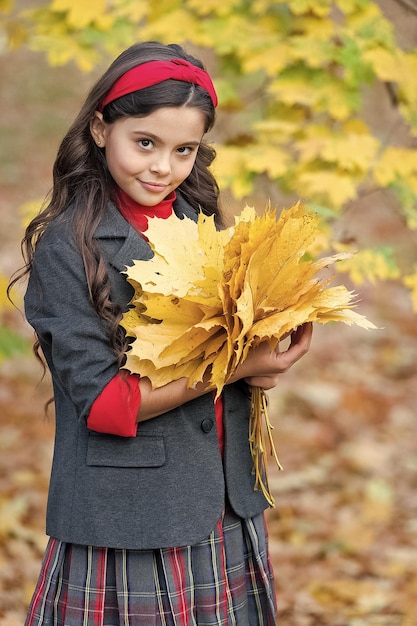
[87,191,224,455]
[117,188,176,233]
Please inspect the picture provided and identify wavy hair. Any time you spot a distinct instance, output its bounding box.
[10,41,221,366]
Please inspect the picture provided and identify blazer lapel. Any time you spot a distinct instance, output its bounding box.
[94,194,198,272]
[94,202,153,272]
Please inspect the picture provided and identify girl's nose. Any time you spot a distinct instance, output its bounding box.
[149,152,171,176]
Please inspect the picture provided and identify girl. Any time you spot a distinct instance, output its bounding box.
[17,41,312,625]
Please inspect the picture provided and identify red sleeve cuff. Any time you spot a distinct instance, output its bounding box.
[214,393,224,457]
[87,373,140,437]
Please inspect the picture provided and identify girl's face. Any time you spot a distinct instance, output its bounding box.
[91,106,206,206]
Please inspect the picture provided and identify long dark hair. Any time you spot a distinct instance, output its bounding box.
[10,41,221,366]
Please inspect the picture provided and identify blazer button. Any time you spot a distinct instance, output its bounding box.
[201,418,214,433]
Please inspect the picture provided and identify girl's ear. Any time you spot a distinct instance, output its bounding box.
[90,111,107,147]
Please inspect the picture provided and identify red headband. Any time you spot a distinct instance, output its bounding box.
[99,59,218,111]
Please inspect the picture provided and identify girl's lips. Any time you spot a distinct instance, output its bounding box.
[140,180,169,193]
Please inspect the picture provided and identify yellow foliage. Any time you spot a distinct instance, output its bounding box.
[319,84,357,121]
[10,0,417,312]
[296,132,379,172]
[345,1,387,33]
[342,118,370,134]
[363,48,417,133]
[333,244,400,285]
[0,274,12,313]
[374,148,417,187]
[253,110,306,142]
[147,0,182,18]
[50,0,107,28]
[0,0,11,10]
[334,0,362,13]
[110,0,148,22]
[204,14,272,58]
[269,76,353,120]
[20,198,44,227]
[27,18,100,70]
[297,170,357,206]
[185,0,238,17]
[139,9,211,48]
[296,14,335,39]
[269,76,317,109]
[289,35,334,68]
[364,47,417,123]
[363,47,402,83]
[212,146,253,198]
[322,135,378,171]
[4,19,27,49]
[243,144,289,179]
[287,0,331,17]
[242,41,293,75]
[398,55,417,105]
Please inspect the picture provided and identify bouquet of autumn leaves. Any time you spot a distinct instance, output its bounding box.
[121,203,375,505]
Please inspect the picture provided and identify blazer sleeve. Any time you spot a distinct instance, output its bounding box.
[24,222,121,422]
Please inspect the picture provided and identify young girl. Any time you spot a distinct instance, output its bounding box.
[18,41,312,625]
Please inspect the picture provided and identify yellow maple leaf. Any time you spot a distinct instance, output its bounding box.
[50,0,107,28]
[121,203,375,505]
[333,244,400,284]
[269,76,352,120]
[242,41,293,75]
[269,76,317,108]
[321,134,379,172]
[297,170,357,206]
[290,35,333,69]
[122,203,375,391]
[186,0,238,17]
[213,146,254,197]
[111,0,148,22]
[363,46,403,83]
[254,110,306,141]
[140,9,211,48]
[243,144,290,179]
[374,147,417,187]
[289,0,331,17]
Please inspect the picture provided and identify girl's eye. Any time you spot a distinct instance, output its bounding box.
[177,146,194,156]
[138,139,154,150]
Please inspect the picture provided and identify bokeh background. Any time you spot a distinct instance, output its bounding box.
[1,1,417,624]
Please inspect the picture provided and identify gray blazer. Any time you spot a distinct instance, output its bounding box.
[24,194,269,550]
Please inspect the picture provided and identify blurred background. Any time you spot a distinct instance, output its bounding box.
[1,1,417,624]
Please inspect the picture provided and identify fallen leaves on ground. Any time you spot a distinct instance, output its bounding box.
[1,279,416,625]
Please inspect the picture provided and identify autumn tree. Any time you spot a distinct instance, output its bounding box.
[2,0,417,331]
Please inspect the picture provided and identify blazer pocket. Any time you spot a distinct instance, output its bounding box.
[87,433,165,468]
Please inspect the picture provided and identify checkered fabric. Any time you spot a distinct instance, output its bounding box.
[25,508,277,625]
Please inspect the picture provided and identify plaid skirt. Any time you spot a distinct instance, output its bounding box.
[25,508,277,626]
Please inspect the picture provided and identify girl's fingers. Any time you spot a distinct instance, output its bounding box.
[275,322,313,369]
[243,323,313,388]
[231,323,313,386]
[290,321,313,351]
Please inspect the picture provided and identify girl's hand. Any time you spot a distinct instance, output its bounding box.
[231,322,313,390]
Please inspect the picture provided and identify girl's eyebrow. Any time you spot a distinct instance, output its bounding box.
[131,130,159,140]
[131,130,201,146]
